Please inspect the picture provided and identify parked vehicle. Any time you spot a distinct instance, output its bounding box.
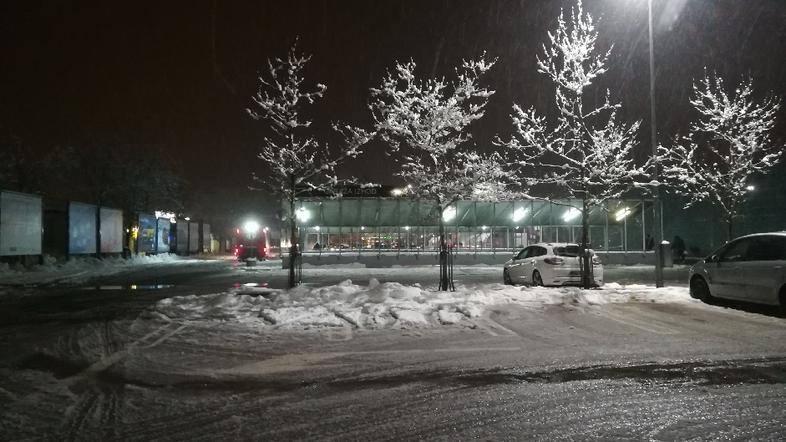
[232,220,269,261]
[689,232,786,311]
[503,243,603,287]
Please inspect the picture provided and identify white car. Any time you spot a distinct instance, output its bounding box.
[503,243,603,287]
[689,232,786,311]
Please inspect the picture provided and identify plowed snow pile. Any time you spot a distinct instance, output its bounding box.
[151,280,696,330]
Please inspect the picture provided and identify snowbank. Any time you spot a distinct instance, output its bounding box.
[0,254,214,286]
[151,280,697,330]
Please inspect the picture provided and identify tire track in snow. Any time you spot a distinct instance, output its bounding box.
[323,325,354,341]
[62,391,99,442]
[69,321,187,378]
[258,383,472,440]
[593,307,678,335]
[57,321,186,439]
[103,320,116,355]
[0,386,16,401]
[115,393,289,441]
[99,385,123,440]
[141,323,189,349]
[59,382,126,441]
[471,314,520,337]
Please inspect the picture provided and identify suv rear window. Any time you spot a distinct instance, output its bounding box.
[554,246,581,257]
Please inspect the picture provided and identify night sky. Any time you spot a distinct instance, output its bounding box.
[2,0,785,220]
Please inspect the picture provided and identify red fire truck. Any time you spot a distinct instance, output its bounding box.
[232,220,269,260]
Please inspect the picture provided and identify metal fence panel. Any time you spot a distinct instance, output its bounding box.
[68,202,97,255]
[100,207,123,253]
[0,191,42,256]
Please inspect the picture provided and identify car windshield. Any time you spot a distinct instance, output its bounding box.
[554,246,581,257]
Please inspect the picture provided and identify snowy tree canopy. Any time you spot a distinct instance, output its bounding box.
[248,41,372,288]
[538,0,610,97]
[496,0,647,289]
[369,55,507,208]
[247,42,371,204]
[658,71,782,234]
[497,0,645,208]
[369,54,505,291]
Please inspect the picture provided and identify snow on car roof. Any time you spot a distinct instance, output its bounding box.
[534,242,579,247]
[736,232,786,239]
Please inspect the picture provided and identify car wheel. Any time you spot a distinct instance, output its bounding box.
[532,270,544,287]
[690,276,712,302]
[503,269,513,285]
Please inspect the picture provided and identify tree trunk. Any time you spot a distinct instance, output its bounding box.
[726,214,734,243]
[580,198,592,289]
[438,208,450,291]
[288,197,299,289]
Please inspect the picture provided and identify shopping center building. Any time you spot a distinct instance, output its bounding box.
[285,186,658,266]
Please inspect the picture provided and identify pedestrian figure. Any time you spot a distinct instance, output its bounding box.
[672,236,686,263]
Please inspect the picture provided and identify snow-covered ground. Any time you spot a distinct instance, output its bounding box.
[151,279,697,330]
[4,260,785,441]
[0,254,217,286]
[0,253,695,329]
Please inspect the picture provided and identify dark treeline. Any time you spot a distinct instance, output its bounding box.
[0,128,184,218]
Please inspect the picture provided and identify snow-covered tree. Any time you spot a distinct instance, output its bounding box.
[497,0,645,289]
[370,55,505,291]
[248,43,371,288]
[659,71,782,241]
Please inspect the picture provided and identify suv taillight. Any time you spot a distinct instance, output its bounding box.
[544,257,564,265]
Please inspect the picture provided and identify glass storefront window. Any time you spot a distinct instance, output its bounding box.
[285,197,653,254]
[590,226,605,250]
[542,226,557,243]
[476,226,492,251]
[608,225,624,250]
[491,227,510,250]
[525,226,542,245]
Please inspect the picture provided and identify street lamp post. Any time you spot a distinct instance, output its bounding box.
[647,0,665,287]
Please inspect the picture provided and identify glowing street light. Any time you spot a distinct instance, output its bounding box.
[295,207,311,222]
[442,206,456,222]
[243,220,260,234]
[562,208,581,223]
[615,207,632,222]
[511,207,530,223]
